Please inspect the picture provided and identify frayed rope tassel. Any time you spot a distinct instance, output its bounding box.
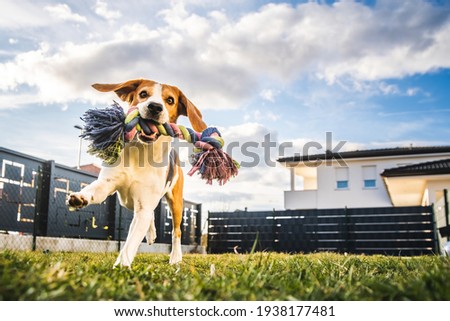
[189,148,239,185]
[80,103,125,165]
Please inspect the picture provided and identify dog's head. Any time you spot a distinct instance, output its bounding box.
[92,78,207,133]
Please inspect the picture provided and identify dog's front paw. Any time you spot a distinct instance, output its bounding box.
[67,193,88,211]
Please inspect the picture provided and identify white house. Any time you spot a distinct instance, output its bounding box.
[277,146,450,210]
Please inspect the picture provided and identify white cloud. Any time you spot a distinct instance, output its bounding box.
[1,0,450,109]
[44,3,87,24]
[113,23,158,41]
[0,9,255,109]
[94,0,122,20]
[215,1,450,83]
[8,38,18,45]
[332,78,430,99]
[0,92,39,110]
[406,87,420,96]
[379,82,400,95]
[0,42,98,104]
[158,2,211,38]
[0,1,49,29]
[266,112,280,121]
[243,109,280,122]
[260,89,279,102]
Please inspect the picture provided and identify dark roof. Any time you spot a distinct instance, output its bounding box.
[277,146,450,163]
[381,158,450,177]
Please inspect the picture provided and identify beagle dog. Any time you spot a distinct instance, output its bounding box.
[67,78,206,267]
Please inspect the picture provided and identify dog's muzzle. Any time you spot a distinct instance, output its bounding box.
[147,102,163,114]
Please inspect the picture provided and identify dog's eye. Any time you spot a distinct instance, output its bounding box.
[139,91,148,99]
[166,97,175,105]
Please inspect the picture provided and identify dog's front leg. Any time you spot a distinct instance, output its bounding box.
[67,178,116,210]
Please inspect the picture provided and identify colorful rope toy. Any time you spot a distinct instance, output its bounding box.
[80,102,239,185]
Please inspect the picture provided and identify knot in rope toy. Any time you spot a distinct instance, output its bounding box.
[80,102,239,185]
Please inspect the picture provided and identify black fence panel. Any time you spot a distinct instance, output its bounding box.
[155,199,201,245]
[0,147,201,251]
[45,162,112,240]
[208,211,277,253]
[208,206,438,256]
[0,149,42,237]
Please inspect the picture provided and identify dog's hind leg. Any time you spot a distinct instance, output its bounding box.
[114,204,156,267]
[145,217,157,245]
[165,167,184,265]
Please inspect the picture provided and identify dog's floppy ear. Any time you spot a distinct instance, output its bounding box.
[92,79,143,104]
[176,90,207,132]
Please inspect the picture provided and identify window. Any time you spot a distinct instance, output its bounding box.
[337,180,349,189]
[362,165,377,189]
[364,179,376,188]
[335,167,349,190]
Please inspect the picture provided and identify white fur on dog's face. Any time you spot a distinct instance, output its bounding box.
[135,83,170,124]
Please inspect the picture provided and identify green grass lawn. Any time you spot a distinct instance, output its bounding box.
[0,250,449,300]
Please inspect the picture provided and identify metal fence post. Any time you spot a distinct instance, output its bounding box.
[117,205,122,252]
[430,205,441,255]
[344,206,349,253]
[36,161,54,238]
[206,211,212,253]
[196,203,202,245]
[444,189,449,242]
[32,167,43,251]
[272,208,277,252]
[155,200,163,243]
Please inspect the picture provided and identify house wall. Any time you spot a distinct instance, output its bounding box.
[285,154,449,210]
[314,159,392,209]
[426,179,450,204]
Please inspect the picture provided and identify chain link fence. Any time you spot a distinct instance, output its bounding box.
[0,147,202,254]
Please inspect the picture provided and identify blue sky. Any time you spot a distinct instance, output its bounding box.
[1,0,450,212]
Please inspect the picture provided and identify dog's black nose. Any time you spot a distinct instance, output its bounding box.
[147,102,163,113]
